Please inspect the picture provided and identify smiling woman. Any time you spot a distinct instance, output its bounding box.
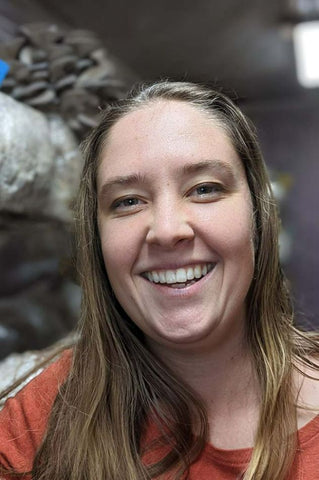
[1,81,319,480]
[97,100,254,349]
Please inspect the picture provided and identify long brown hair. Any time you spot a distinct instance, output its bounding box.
[22,81,319,479]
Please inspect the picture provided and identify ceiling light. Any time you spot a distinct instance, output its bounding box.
[293,20,319,87]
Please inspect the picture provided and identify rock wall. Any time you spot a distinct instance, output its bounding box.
[0,92,82,220]
[0,93,82,359]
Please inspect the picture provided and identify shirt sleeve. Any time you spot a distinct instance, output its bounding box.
[0,350,71,476]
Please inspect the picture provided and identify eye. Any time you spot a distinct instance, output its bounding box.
[111,196,144,212]
[189,182,225,199]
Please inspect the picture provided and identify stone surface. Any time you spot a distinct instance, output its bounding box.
[1,22,137,140]
[0,92,54,217]
[47,114,83,221]
[0,93,82,360]
[0,92,82,222]
[0,220,81,360]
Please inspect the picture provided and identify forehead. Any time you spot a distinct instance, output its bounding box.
[98,100,244,181]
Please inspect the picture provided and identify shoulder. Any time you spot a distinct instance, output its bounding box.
[0,349,72,474]
[295,355,319,429]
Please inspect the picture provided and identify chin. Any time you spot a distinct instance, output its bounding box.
[150,319,218,349]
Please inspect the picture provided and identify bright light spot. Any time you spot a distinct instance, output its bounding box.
[293,21,319,88]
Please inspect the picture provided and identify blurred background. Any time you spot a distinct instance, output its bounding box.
[0,0,318,361]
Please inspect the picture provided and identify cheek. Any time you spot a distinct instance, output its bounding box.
[203,201,254,254]
[99,222,140,284]
[223,218,254,253]
[226,196,255,251]
[99,223,122,278]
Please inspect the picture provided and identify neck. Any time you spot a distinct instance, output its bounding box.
[149,334,261,449]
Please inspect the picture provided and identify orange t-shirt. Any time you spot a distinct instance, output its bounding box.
[0,353,319,479]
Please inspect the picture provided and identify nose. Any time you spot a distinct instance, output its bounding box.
[145,198,195,248]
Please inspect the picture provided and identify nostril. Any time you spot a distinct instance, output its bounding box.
[145,215,195,247]
[145,225,195,247]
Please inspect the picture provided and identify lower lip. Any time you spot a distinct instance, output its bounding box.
[141,266,216,297]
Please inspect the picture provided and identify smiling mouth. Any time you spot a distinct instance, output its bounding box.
[142,263,215,289]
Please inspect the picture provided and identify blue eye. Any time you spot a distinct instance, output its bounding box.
[112,196,143,211]
[191,183,224,198]
[121,198,139,207]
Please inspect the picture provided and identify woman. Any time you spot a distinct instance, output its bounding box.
[1,80,319,480]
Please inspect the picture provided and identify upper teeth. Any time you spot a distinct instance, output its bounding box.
[144,263,214,284]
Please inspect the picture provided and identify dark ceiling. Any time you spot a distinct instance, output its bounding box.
[1,0,318,104]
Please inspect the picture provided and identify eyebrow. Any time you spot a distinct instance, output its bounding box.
[98,159,237,198]
[98,173,147,197]
[182,159,236,181]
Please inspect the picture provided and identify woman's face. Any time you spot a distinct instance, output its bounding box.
[97,100,255,354]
